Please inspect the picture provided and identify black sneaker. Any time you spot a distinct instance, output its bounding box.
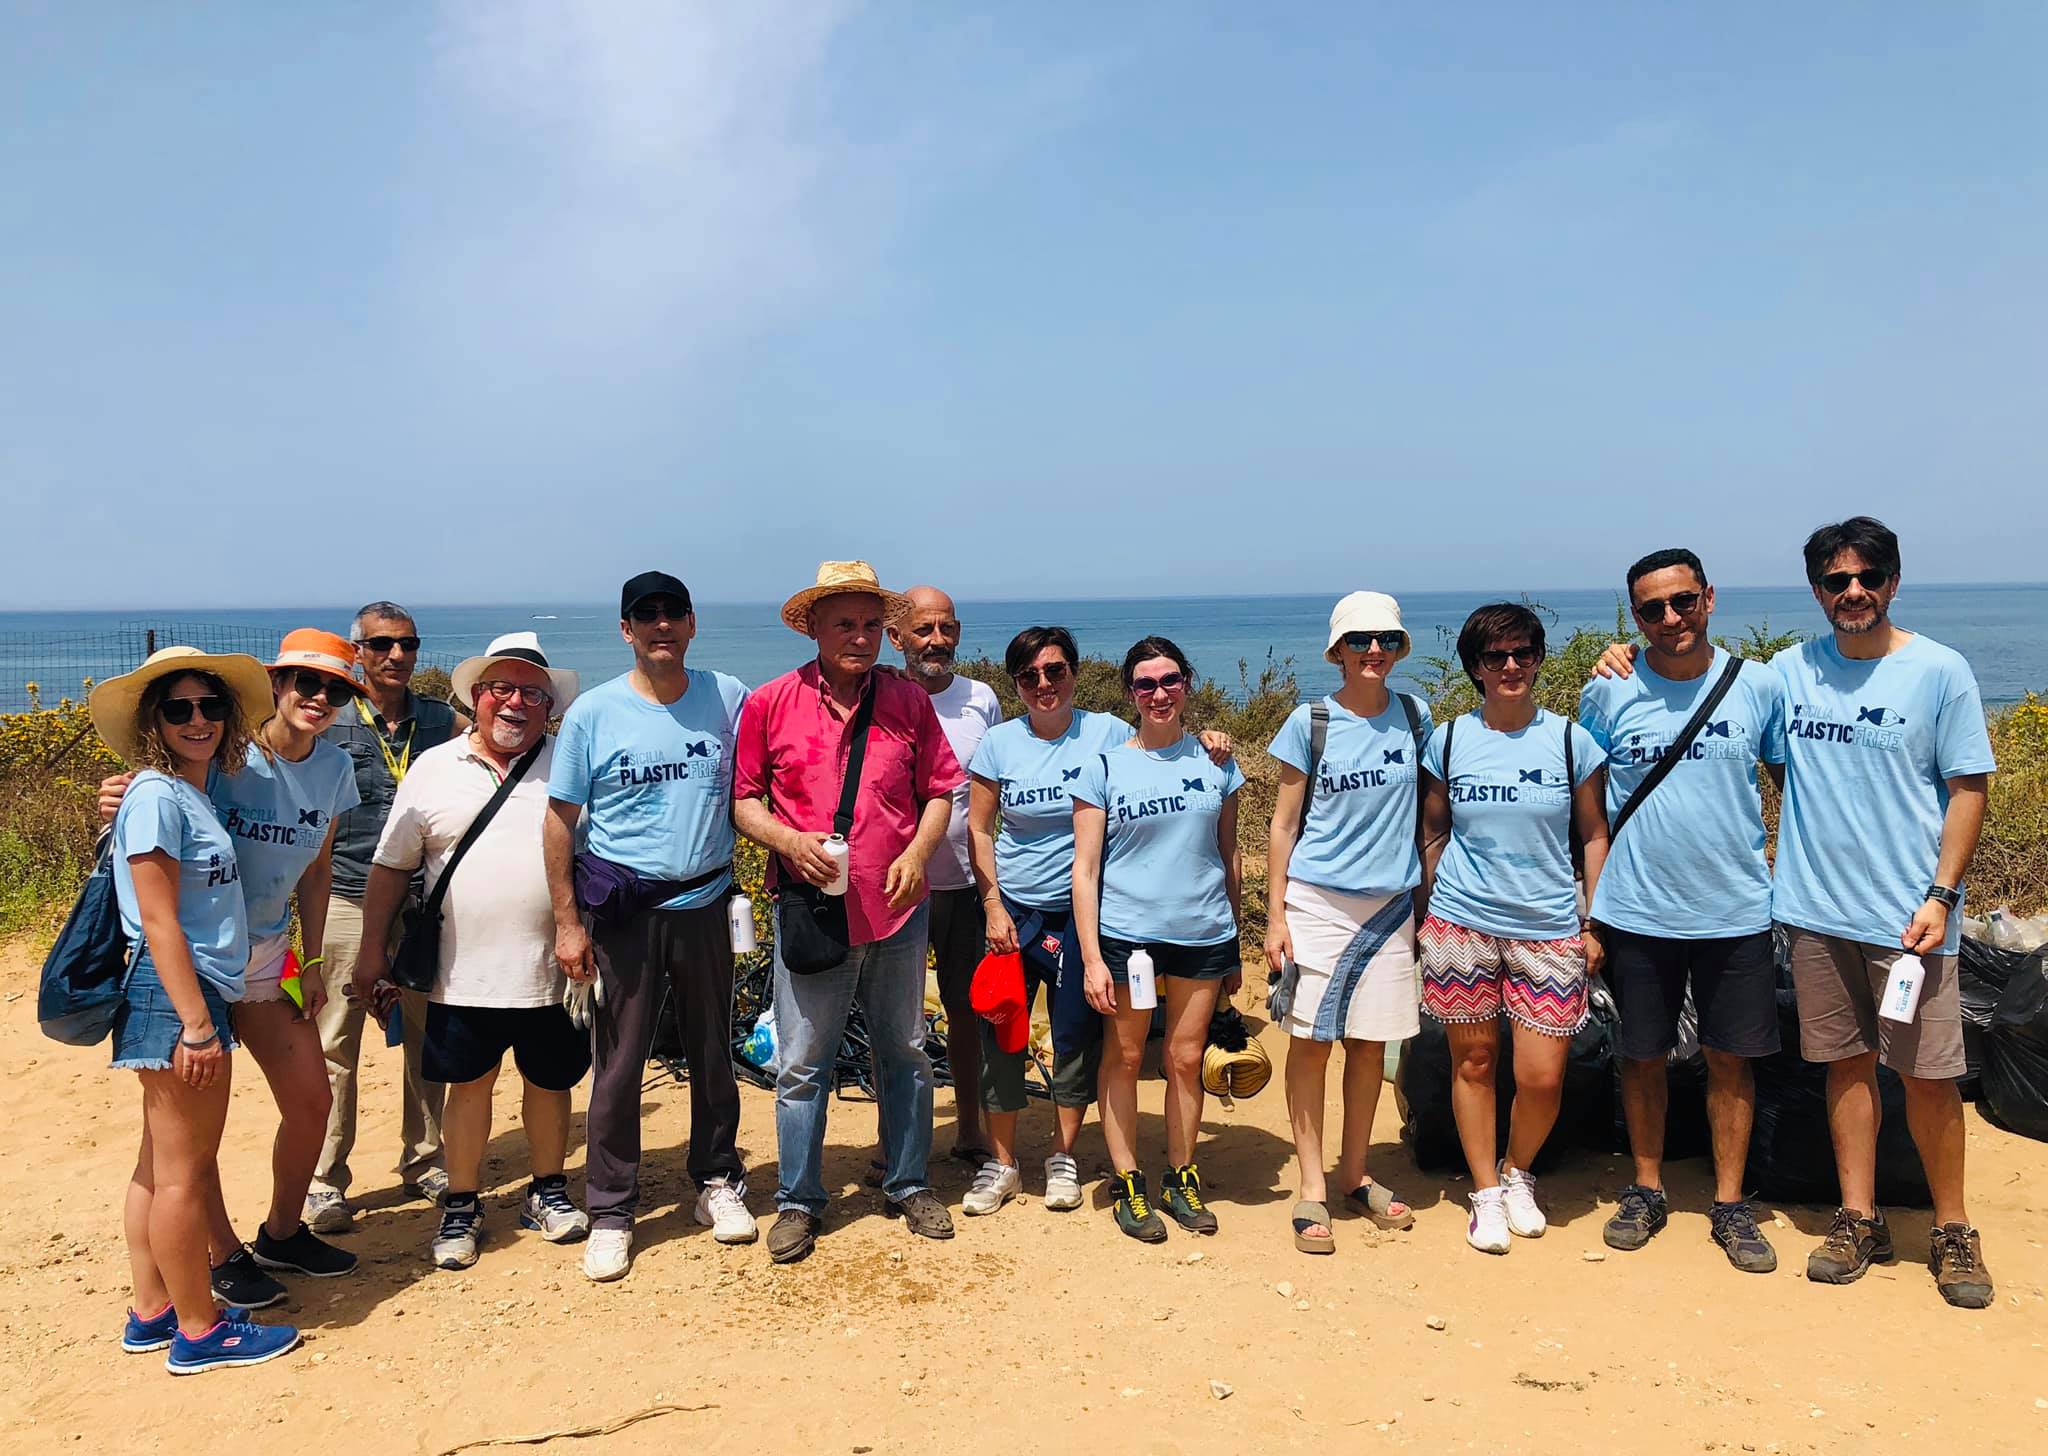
[1708,1200,1778,1273]
[1159,1163,1218,1235]
[1930,1222,1993,1309]
[1806,1206,1893,1284]
[1112,1171,1168,1244]
[253,1221,358,1279]
[210,1247,288,1310]
[1602,1184,1669,1251]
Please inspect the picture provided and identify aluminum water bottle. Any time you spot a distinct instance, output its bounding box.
[728,893,758,953]
[1126,946,1158,1011]
[821,834,851,896]
[1878,954,1927,1024]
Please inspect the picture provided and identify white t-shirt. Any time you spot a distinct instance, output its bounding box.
[924,675,1003,891]
[372,734,561,1009]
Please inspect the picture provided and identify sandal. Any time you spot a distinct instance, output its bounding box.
[1292,1199,1335,1255]
[1345,1179,1415,1231]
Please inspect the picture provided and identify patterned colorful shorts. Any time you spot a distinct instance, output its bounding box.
[1417,915,1588,1037]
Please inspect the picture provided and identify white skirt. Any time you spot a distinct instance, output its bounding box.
[1282,882,1420,1043]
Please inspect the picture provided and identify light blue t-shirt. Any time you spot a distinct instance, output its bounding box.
[1771,634,1996,957]
[1422,708,1604,940]
[1071,735,1247,945]
[1578,649,1787,939]
[112,770,250,1000]
[1268,694,1433,898]
[968,709,1129,911]
[207,740,361,941]
[548,669,751,910]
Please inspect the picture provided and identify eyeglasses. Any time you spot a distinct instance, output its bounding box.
[1013,661,1072,688]
[1131,672,1187,696]
[1631,590,1703,623]
[289,671,360,706]
[1816,568,1891,595]
[355,635,420,654]
[628,599,689,625]
[158,696,230,725]
[474,681,553,707]
[1341,631,1408,654]
[1476,647,1542,672]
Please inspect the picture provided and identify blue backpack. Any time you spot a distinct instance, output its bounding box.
[38,834,138,1046]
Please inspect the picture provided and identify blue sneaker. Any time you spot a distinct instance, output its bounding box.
[165,1315,302,1375]
[123,1303,250,1353]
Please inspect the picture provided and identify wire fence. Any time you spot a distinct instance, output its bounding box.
[0,620,463,713]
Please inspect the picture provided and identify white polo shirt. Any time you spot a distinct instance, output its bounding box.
[373,733,561,1008]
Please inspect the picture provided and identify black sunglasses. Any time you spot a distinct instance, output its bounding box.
[158,696,230,725]
[356,635,420,654]
[628,599,690,625]
[1476,646,1542,671]
[1341,630,1408,654]
[1013,661,1072,688]
[1817,568,1891,595]
[289,670,360,705]
[1131,671,1186,695]
[1632,590,1704,622]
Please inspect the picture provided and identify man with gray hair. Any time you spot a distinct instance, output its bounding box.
[305,602,464,1233]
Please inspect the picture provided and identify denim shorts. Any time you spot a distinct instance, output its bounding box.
[111,947,238,1071]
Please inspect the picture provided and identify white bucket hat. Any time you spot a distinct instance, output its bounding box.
[1325,591,1409,662]
[450,631,580,714]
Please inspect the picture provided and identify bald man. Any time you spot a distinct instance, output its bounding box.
[887,587,1004,1173]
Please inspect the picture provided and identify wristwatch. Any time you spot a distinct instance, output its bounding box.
[1924,883,1962,910]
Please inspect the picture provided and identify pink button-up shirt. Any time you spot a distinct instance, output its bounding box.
[734,661,965,947]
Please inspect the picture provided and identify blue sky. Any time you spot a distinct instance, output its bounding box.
[3,3,2043,609]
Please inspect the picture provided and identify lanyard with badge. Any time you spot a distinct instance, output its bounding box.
[355,697,417,786]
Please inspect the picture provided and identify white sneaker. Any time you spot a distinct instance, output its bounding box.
[304,1189,353,1235]
[583,1226,632,1282]
[520,1177,591,1244]
[695,1178,759,1244]
[432,1200,483,1270]
[1467,1188,1510,1255]
[1043,1153,1083,1212]
[963,1161,1022,1216]
[1498,1161,1547,1238]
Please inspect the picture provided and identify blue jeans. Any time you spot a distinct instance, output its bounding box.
[773,902,932,1214]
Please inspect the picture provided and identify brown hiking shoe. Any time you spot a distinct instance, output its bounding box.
[1805,1206,1893,1284]
[885,1189,955,1240]
[1929,1222,1993,1309]
[766,1209,820,1264]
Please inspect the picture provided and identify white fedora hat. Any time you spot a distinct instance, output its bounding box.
[450,632,579,714]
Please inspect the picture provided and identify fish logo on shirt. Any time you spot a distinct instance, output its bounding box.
[1858,706,1907,728]
[686,739,713,758]
[1183,777,1206,793]
[1383,749,1407,765]
[1702,720,1735,739]
[297,807,324,827]
[1062,767,1082,781]
[1519,768,1569,788]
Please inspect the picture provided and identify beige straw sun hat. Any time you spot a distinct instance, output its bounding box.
[779,560,913,635]
[87,646,274,764]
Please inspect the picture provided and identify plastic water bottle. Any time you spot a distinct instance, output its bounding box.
[1878,954,1927,1024]
[1126,947,1158,1011]
[384,998,404,1049]
[821,834,851,896]
[728,893,757,953]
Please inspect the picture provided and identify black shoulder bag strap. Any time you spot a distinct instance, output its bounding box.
[831,677,879,839]
[1396,693,1426,843]
[423,738,544,919]
[1607,652,1747,842]
[1295,702,1330,836]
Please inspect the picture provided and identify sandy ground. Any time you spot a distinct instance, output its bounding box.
[3,941,2045,1456]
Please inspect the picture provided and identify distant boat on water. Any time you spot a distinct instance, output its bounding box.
[532,613,558,619]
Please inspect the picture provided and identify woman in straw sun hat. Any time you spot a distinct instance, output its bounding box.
[88,646,304,1374]
[1264,591,1430,1255]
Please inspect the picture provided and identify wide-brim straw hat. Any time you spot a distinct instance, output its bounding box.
[88,646,275,764]
[779,560,912,635]
[449,631,580,714]
[1325,590,1411,663]
[267,628,360,689]
[1202,1037,1274,1106]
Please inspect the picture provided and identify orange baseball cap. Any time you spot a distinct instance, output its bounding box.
[268,628,360,686]
[970,950,1030,1054]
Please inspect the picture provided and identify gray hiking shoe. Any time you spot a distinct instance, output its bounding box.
[1709,1200,1778,1273]
[1602,1184,1669,1251]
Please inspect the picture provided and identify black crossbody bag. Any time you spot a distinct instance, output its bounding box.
[1606,653,1748,841]
[774,681,877,975]
[388,739,544,994]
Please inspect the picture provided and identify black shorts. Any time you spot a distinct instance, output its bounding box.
[1603,927,1779,1063]
[929,886,987,1002]
[422,1002,593,1091]
[1100,935,1240,984]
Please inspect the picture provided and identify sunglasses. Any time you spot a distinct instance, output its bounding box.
[1632,590,1703,622]
[1341,631,1408,654]
[1013,661,1072,688]
[355,635,421,654]
[628,599,689,625]
[1131,671,1186,696]
[288,670,360,706]
[474,680,553,707]
[1477,647,1542,672]
[158,696,230,725]
[1817,568,1891,595]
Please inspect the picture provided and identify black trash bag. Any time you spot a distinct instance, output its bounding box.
[1608,985,1712,1162]
[1980,947,2048,1144]
[1958,936,2020,1101]
[1747,975,1930,1207]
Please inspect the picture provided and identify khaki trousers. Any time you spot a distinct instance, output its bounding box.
[310,893,444,1196]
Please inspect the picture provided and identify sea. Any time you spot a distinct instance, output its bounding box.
[3,584,2044,714]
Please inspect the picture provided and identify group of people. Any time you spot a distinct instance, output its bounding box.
[85,516,1999,1377]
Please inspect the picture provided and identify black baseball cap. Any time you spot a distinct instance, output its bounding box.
[620,571,693,619]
